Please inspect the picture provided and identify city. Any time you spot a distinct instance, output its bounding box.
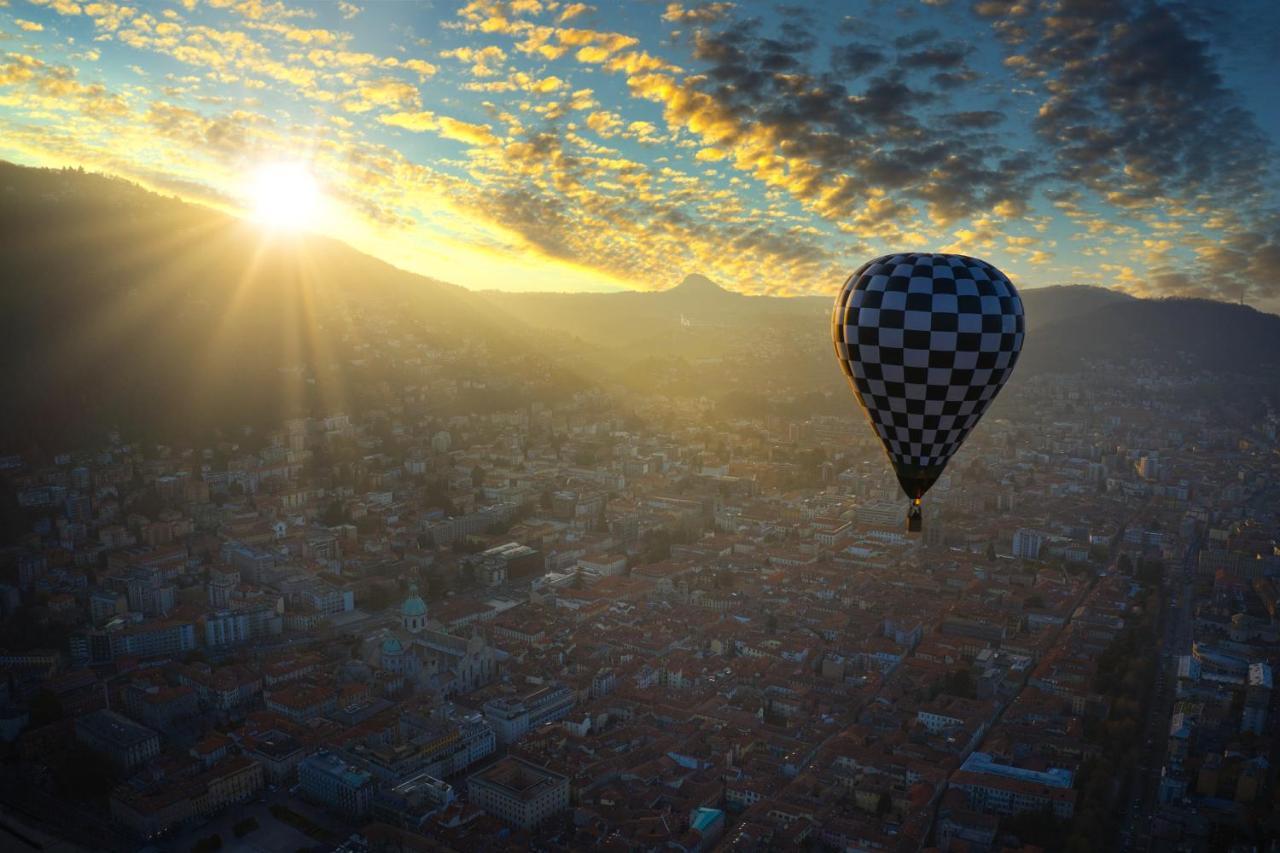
[2,0,1280,850]
[1,327,1277,850]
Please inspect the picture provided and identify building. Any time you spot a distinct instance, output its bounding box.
[265,684,337,722]
[110,756,264,838]
[473,542,543,584]
[89,589,127,625]
[362,586,498,695]
[1242,662,1272,735]
[221,541,275,582]
[75,709,160,772]
[298,751,375,819]
[372,773,456,831]
[854,500,904,527]
[240,729,305,784]
[203,603,282,647]
[482,684,575,745]
[207,567,240,608]
[467,756,569,830]
[1012,528,1046,560]
[950,752,1076,820]
[121,683,198,730]
[70,618,198,666]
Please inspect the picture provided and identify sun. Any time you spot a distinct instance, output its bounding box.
[247,162,321,230]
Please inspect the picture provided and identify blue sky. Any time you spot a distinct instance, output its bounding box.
[2,0,1278,305]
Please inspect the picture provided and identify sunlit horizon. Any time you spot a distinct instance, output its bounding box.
[1,0,1276,303]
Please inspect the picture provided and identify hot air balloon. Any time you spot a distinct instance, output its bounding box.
[832,253,1025,532]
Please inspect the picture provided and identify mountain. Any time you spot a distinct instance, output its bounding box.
[1021,295,1280,376]
[0,162,575,449]
[1018,284,1135,332]
[659,272,738,300]
[2,160,1276,451]
[477,272,795,349]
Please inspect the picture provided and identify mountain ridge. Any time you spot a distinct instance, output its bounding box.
[3,161,1277,451]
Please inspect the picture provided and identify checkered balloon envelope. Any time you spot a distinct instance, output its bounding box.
[832,253,1025,504]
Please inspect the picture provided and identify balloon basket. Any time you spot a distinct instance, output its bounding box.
[907,498,923,533]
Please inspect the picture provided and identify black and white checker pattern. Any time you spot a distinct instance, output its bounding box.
[832,253,1025,483]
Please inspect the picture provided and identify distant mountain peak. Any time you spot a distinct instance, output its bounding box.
[668,273,732,296]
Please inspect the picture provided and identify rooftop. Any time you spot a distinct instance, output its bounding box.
[75,709,158,748]
[960,751,1073,789]
[470,756,567,801]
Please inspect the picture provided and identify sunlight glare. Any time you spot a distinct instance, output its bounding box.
[248,162,321,230]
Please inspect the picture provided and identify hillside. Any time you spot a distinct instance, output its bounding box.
[1020,295,1280,375]
[3,161,1277,451]
[0,163,575,449]
[480,272,1280,418]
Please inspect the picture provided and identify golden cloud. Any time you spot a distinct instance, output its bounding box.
[440,44,507,77]
[29,0,83,15]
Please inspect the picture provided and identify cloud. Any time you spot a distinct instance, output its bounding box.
[974,0,1279,300]
[83,1,137,32]
[402,58,437,80]
[662,3,735,24]
[440,44,507,77]
[15,19,45,32]
[8,0,1273,300]
[585,110,621,137]
[641,12,1031,237]
[380,110,500,147]
[251,22,340,45]
[557,3,592,23]
[436,115,500,147]
[898,42,970,70]
[379,110,438,132]
[831,43,884,77]
[343,77,419,113]
[28,0,83,15]
[0,51,129,116]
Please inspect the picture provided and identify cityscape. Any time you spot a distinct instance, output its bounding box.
[2,1,1280,852]
[1,251,1277,850]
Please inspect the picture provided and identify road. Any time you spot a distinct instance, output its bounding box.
[1121,535,1198,852]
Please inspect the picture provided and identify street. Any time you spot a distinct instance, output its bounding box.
[1121,537,1198,851]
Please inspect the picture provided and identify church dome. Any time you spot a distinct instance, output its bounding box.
[381,635,403,656]
[402,583,427,619]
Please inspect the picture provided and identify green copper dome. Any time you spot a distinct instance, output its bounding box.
[401,582,427,619]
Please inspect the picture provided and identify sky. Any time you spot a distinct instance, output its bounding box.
[1,0,1278,304]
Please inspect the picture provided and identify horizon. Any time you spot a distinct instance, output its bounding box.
[6,156,1276,314]
[1,1,1278,305]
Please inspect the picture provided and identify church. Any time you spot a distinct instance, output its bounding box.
[361,583,498,696]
